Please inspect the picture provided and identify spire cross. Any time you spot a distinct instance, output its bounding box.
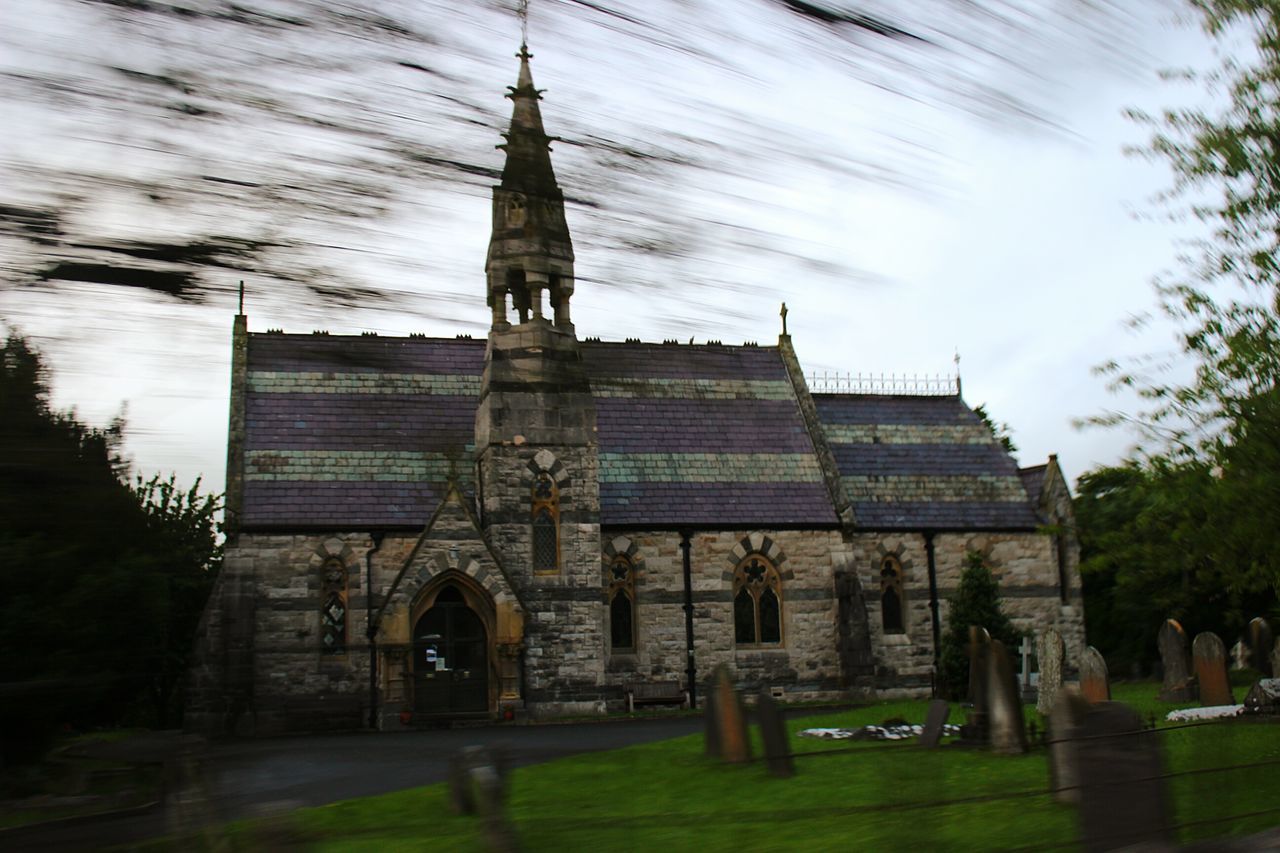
[780,302,789,336]
[518,0,529,48]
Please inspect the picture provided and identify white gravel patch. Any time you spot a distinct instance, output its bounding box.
[1165,704,1244,722]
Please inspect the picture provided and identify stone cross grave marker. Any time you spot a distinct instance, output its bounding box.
[1231,639,1250,670]
[1079,646,1111,704]
[1192,631,1235,706]
[711,664,751,763]
[1249,617,1274,677]
[1157,619,1196,702]
[919,699,951,749]
[756,689,794,778]
[987,639,1028,755]
[1047,687,1089,804]
[1018,636,1037,704]
[1076,702,1173,852]
[1036,627,1065,716]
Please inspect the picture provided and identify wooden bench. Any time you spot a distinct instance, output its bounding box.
[626,680,689,713]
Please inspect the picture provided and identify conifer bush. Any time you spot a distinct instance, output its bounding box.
[938,551,1021,699]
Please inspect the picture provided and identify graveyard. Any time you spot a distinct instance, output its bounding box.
[139,662,1279,852]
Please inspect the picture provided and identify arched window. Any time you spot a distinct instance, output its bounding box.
[880,556,905,634]
[531,472,560,573]
[733,555,783,646]
[320,558,348,654]
[608,555,635,652]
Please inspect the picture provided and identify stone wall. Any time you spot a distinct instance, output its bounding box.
[598,528,850,705]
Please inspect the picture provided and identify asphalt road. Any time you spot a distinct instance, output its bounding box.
[7,715,709,850]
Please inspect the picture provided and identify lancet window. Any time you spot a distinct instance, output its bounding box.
[531,472,560,573]
[733,555,783,646]
[880,556,905,634]
[608,554,636,652]
[320,557,348,654]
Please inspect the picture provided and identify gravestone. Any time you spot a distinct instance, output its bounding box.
[703,675,721,758]
[919,699,951,748]
[711,664,751,763]
[987,640,1028,755]
[1047,687,1089,804]
[1273,638,1280,682]
[1243,679,1280,715]
[1036,627,1065,715]
[473,762,520,853]
[756,689,794,778]
[1157,619,1196,702]
[449,745,510,816]
[1076,702,1173,852]
[1079,646,1110,704]
[960,626,991,744]
[1248,617,1274,677]
[1192,631,1235,706]
[1231,639,1250,670]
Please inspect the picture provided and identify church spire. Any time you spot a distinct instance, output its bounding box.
[486,44,576,332]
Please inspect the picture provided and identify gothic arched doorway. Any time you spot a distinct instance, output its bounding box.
[413,585,489,715]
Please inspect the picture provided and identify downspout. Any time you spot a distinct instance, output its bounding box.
[680,530,697,709]
[367,531,385,729]
[924,530,942,697]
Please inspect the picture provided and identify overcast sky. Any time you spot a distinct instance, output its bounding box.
[0,0,1229,499]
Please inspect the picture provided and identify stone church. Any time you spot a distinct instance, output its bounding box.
[186,46,1085,735]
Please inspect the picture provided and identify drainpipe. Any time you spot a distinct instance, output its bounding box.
[367,531,385,729]
[680,530,697,709]
[924,530,942,696]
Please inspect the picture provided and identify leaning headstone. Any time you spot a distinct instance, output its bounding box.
[1047,687,1089,804]
[1192,631,1235,706]
[987,640,1028,755]
[1076,702,1173,852]
[1248,617,1274,677]
[1036,628,1065,715]
[919,699,951,749]
[1079,646,1110,704]
[1157,619,1196,702]
[711,664,751,764]
[1243,679,1280,715]
[756,689,794,778]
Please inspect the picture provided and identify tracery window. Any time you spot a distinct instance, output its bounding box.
[733,555,782,646]
[880,556,905,634]
[320,558,348,654]
[531,472,560,573]
[608,555,636,651]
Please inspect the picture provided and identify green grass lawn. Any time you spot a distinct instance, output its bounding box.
[163,682,1280,852]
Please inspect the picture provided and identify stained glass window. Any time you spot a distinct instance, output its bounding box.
[320,558,347,654]
[531,472,560,573]
[733,555,782,646]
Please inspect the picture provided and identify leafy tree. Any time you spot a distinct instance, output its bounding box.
[937,551,1021,700]
[0,332,220,761]
[973,403,1018,455]
[1080,1,1280,661]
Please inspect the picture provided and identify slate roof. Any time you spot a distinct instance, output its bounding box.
[813,393,1041,530]
[239,333,1039,531]
[1019,464,1048,508]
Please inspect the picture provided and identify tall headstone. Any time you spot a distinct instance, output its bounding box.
[919,699,951,749]
[1272,638,1280,682]
[1036,627,1065,715]
[1079,646,1110,704]
[960,626,991,744]
[987,640,1028,755]
[1248,617,1274,677]
[1076,702,1173,852]
[1157,619,1196,702]
[703,675,721,758]
[1192,631,1235,706]
[756,689,794,778]
[1047,687,1089,804]
[711,664,751,764]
